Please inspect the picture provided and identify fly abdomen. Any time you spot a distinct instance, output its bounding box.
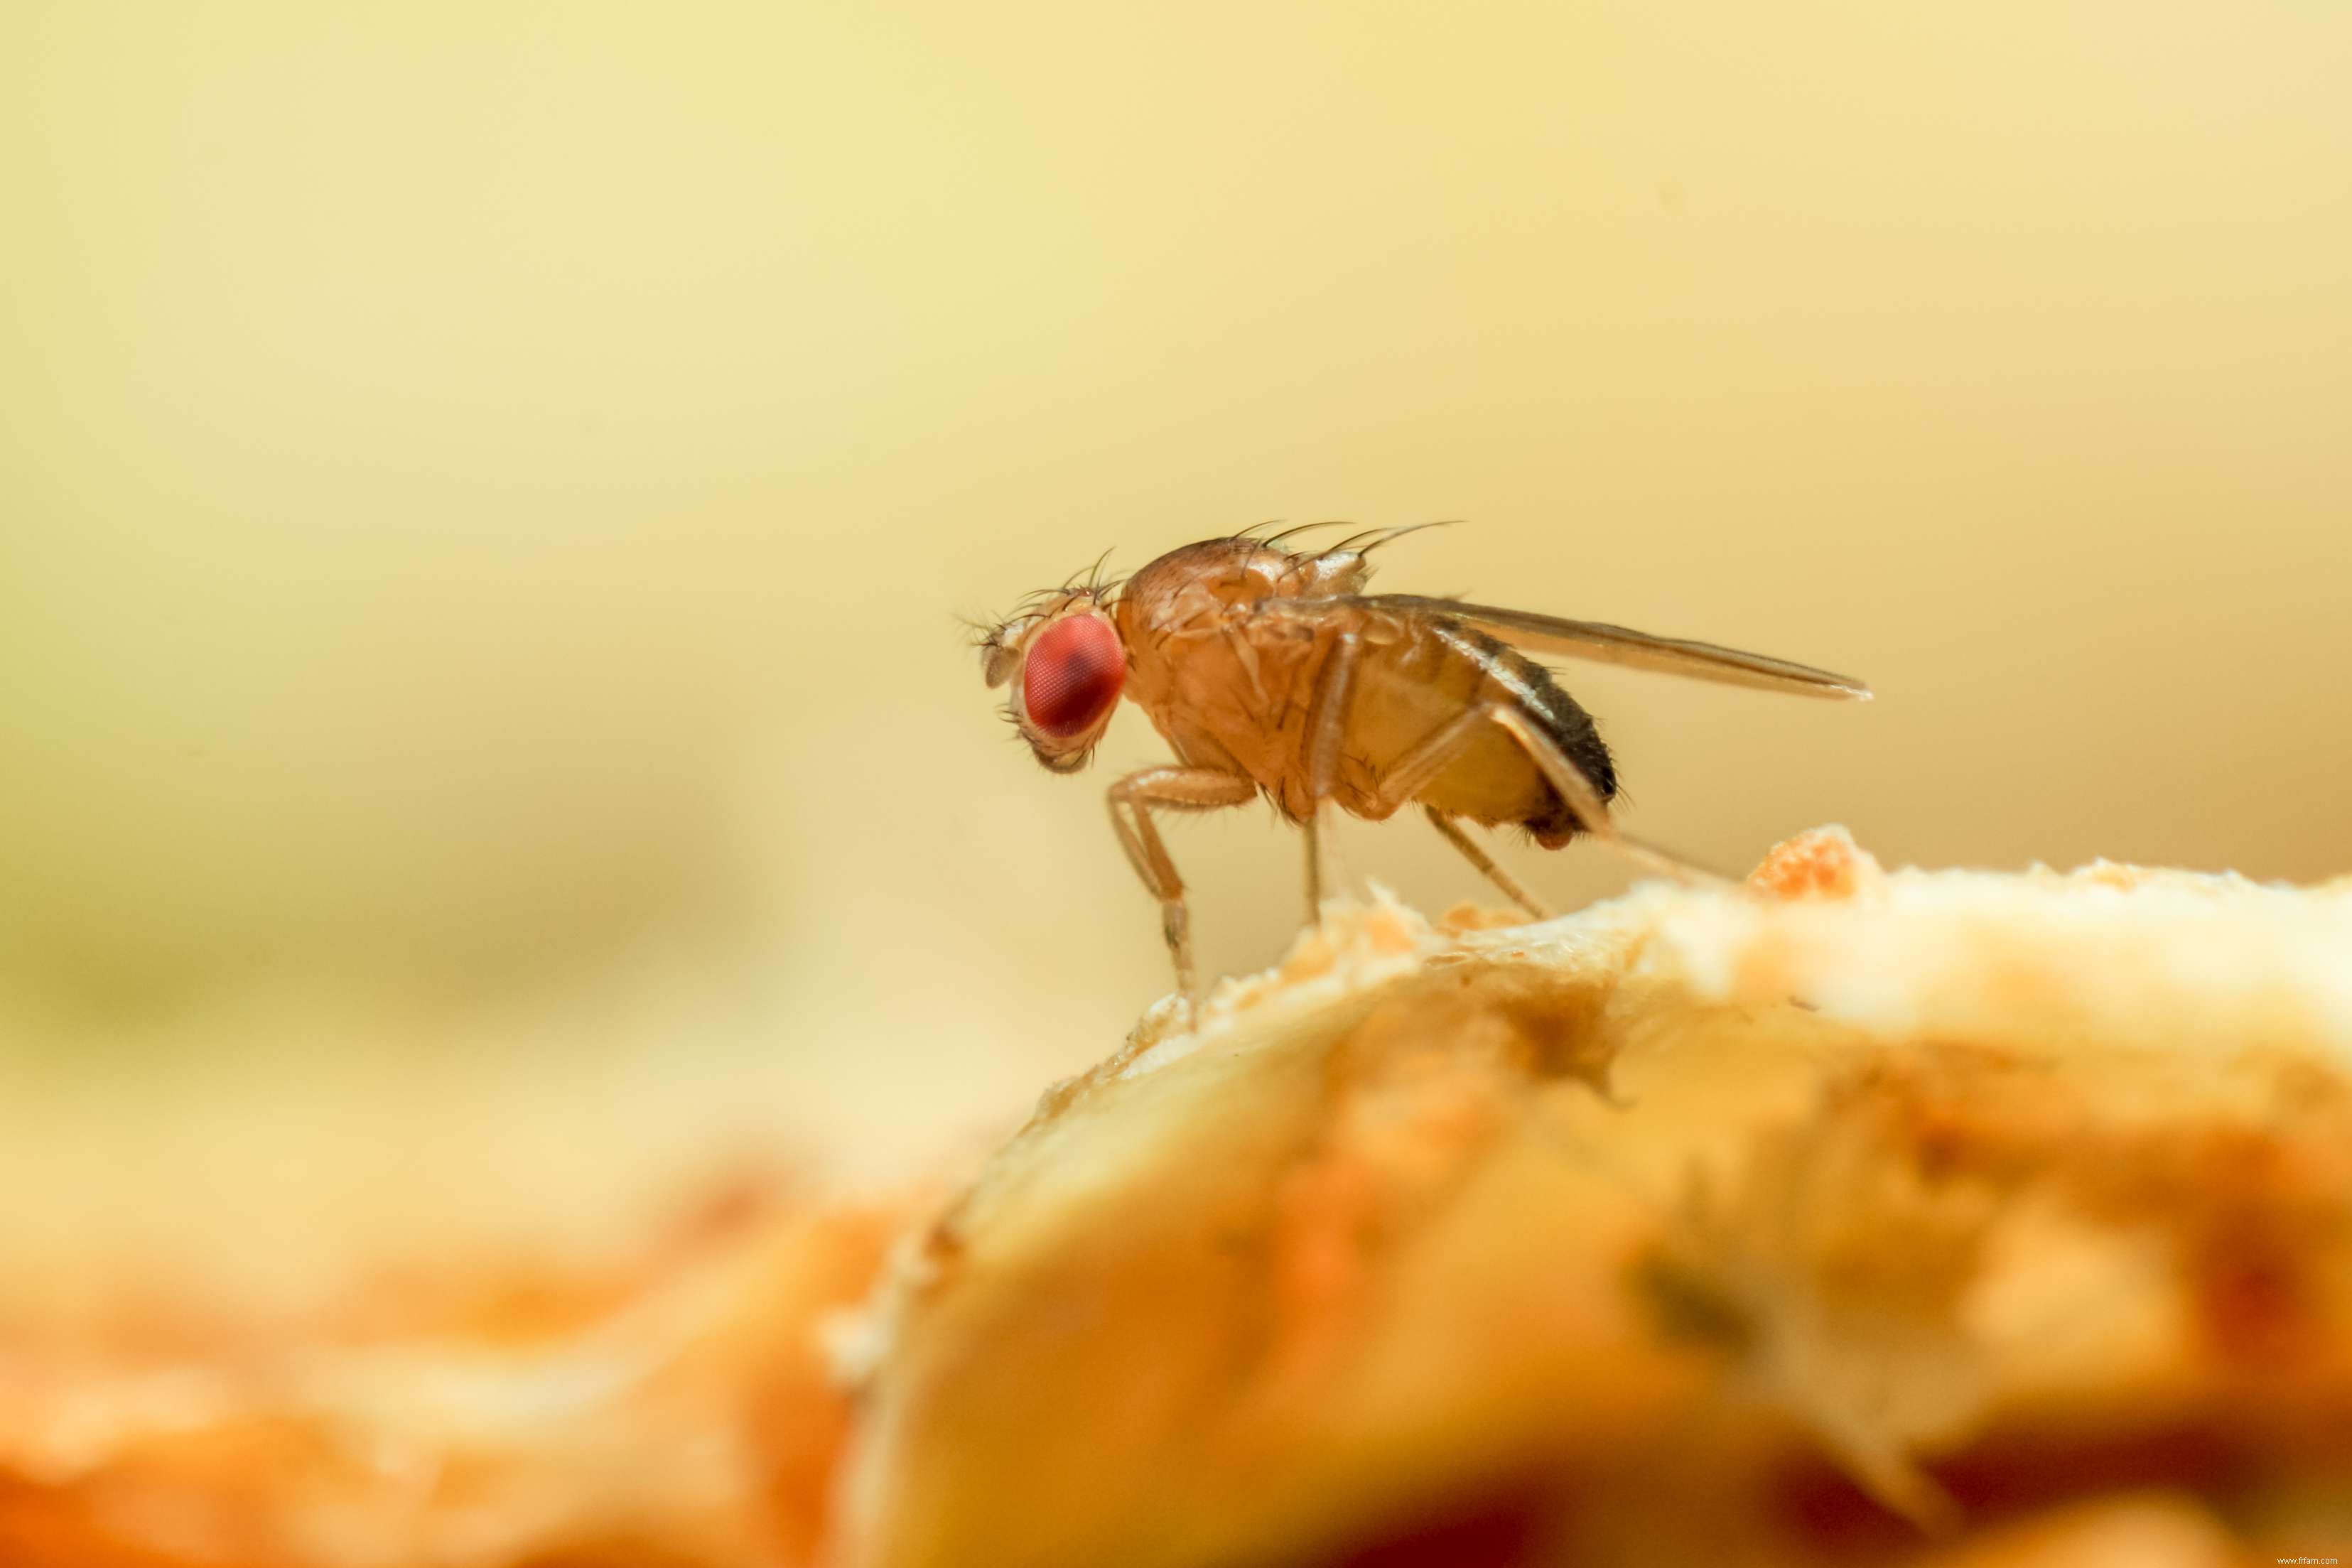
[1412,621,1615,848]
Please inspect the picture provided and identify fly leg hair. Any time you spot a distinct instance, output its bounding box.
[1361,704,1551,917]
[1487,708,1733,887]
[1423,807,1553,919]
[1367,702,1731,894]
[1106,767,1260,1015]
[1298,627,1363,924]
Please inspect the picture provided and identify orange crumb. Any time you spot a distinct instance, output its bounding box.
[1748,824,1884,900]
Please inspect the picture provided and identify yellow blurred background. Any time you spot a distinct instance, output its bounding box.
[2,2,2347,1320]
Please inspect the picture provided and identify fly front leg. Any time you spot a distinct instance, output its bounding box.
[1106,767,1260,1014]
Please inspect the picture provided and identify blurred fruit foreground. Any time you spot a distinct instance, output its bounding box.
[6,4,2352,1312]
[3,830,2351,1567]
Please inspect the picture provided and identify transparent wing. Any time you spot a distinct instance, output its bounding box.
[1329,594,1872,700]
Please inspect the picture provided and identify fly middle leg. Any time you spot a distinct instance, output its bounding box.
[1298,629,1363,921]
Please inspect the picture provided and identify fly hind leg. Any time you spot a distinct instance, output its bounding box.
[1484,708,1733,887]
[1423,807,1553,919]
[1106,767,1260,1015]
[1357,704,1553,917]
[1368,703,1730,897]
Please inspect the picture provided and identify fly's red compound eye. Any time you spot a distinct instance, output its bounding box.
[1023,613,1126,738]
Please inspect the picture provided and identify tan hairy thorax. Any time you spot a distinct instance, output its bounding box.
[1113,535,1566,829]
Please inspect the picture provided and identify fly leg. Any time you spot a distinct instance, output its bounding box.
[1484,707,1733,887]
[1366,703,1729,892]
[1424,808,1553,919]
[1301,819,1330,924]
[1358,704,1552,917]
[1298,630,1363,922]
[1107,767,1260,1014]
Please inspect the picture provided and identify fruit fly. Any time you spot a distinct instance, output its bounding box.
[976,525,1869,1010]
